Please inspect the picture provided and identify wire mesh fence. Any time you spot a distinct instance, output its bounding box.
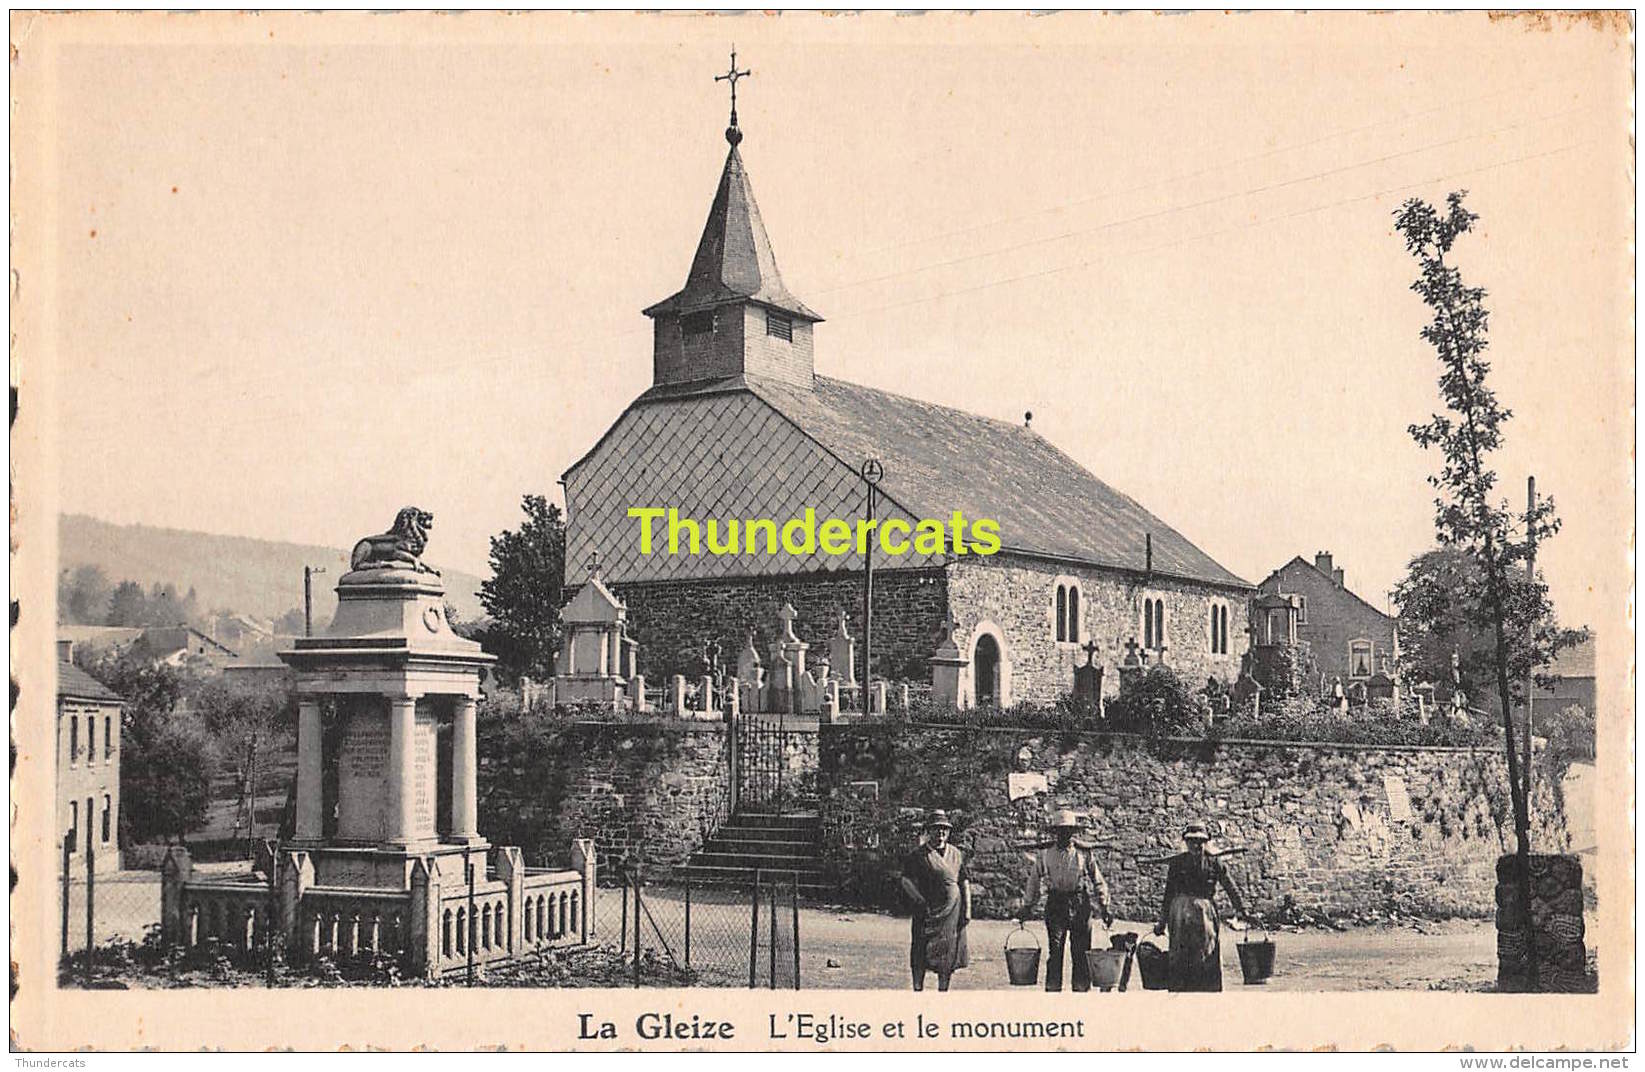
[617,869,800,988]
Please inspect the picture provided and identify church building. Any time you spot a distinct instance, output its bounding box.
[562,99,1252,707]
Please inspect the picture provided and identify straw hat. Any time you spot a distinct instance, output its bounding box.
[1049,809,1081,830]
[1182,821,1211,842]
[924,810,953,830]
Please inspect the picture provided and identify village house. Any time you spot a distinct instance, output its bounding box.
[57,623,240,673]
[57,659,123,873]
[561,113,1253,706]
[1256,552,1397,690]
[1533,635,1596,716]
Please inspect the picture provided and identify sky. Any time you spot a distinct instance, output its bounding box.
[34,12,1633,633]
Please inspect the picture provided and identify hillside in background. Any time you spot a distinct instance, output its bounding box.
[58,514,487,625]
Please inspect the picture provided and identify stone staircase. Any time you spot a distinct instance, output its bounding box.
[680,809,832,895]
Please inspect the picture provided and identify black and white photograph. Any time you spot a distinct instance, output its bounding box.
[9,9,1634,1053]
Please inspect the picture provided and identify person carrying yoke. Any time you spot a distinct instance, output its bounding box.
[1154,820,1248,991]
[1018,808,1113,992]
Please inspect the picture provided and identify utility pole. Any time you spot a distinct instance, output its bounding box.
[1524,476,1537,808]
[303,566,326,637]
[860,459,883,708]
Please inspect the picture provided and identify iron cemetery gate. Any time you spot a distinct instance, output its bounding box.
[733,715,816,814]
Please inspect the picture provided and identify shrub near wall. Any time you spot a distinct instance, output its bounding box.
[818,723,1571,923]
[477,707,730,876]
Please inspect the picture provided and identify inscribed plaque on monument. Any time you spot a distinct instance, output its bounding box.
[411,700,437,839]
[335,702,388,842]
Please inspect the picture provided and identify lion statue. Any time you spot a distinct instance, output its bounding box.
[350,507,439,575]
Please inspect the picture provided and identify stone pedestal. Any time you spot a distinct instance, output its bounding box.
[1496,853,1590,993]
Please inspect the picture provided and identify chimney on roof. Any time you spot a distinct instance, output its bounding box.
[57,639,72,663]
[1315,551,1334,577]
[1333,567,1345,588]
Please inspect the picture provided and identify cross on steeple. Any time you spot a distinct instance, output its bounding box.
[715,46,752,144]
[585,549,602,578]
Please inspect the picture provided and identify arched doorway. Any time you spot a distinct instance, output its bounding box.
[974,634,1001,707]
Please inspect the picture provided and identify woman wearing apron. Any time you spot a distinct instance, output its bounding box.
[1154,821,1247,992]
[899,810,970,991]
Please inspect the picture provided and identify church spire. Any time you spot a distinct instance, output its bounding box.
[643,51,820,331]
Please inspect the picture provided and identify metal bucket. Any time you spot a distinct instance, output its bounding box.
[1134,940,1170,990]
[1236,931,1277,985]
[1085,948,1129,992]
[1004,924,1041,986]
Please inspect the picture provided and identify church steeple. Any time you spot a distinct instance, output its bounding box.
[644,53,821,390]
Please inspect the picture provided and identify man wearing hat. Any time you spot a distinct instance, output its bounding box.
[1018,809,1113,992]
[1154,820,1247,991]
[899,809,970,991]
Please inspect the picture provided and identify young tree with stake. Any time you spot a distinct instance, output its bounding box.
[1394,190,1562,990]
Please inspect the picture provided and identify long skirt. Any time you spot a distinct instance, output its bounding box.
[910,896,969,975]
[1166,894,1223,992]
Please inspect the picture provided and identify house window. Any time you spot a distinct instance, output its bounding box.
[88,717,96,764]
[68,802,78,853]
[69,716,79,764]
[101,795,111,843]
[1349,639,1374,679]
[1142,597,1166,650]
[104,716,113,760]
[681,310,714,337]
[766,309,793,342]
[1296,595,1308,624]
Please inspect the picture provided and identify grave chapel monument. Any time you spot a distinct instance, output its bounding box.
[162,509,594,978]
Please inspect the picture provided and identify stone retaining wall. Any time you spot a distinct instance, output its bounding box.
[477,717,730,876]
[817,723,1571,922]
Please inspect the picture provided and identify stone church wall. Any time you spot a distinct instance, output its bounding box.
[817,723,1573,922]
[613,567,949,683]
[945,554,1252,705]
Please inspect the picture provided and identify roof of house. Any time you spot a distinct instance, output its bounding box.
[598,372,1250,589]
[58,661,122,704]
[1549,636,1595,678]
[137,626,239,659]
[1258,555,1393,622]
[57,625,145,648]
[641,145,821,323]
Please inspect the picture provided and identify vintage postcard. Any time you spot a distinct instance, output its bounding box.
[8,9,1635,1053]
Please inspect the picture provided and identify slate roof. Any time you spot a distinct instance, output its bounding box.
[573,373,1250,589]
[58,661,122,704]
[642,145,821,323]
[1258,555,1393,622]
[752,375,1249,588]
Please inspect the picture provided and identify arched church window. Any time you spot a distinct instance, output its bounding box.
[1056,586,1068,642]
[1067,587,1079,644]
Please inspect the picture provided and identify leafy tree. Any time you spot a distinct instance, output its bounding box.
[1394,190,1560,986]
[478,495,567,684]
[81,655,216,843]
[57,565,112,625]
[1394,547,1587,708]
[106,581,148,627]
